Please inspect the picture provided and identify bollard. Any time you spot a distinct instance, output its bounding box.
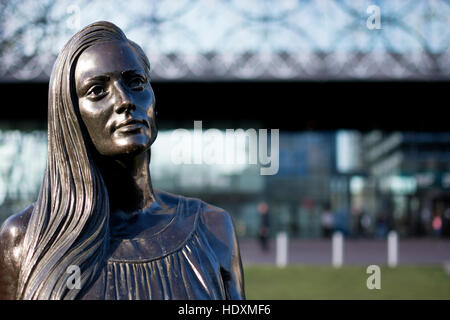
[332,231,344,268]
[387,230,398,267]
[276,231,288,268]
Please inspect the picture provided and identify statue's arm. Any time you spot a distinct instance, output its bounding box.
[0,206,32,300]
[201,205,245,300]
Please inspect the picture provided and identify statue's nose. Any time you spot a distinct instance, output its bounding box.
[113,81,136,114]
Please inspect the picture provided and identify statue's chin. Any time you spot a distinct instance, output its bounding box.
[117,141,151,158]
[95,135,151,159]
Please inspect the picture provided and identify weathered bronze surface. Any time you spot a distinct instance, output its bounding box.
[0,21,245,300]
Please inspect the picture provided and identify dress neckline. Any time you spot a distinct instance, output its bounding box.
[107,193,202,263]
[109,197,179,241]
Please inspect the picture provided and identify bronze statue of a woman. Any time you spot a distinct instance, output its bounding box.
[0,21,245,300]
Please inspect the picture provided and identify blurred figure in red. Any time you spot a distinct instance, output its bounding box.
[432,215,442,237]
[257,202,271,252]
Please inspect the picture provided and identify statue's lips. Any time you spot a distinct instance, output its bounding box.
[114,119,149,133]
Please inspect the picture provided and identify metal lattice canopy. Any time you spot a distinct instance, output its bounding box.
[0,0,449,81]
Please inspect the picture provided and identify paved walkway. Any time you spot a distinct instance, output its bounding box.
[239,238,450,266]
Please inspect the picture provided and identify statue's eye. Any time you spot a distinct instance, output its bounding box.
[129,76,146,90]
[87,85,106,99]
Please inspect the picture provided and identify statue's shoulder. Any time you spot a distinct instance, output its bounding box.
[152,191,240,272]
[155,189,235,240]
[155,189,207,215]
[199,201,234,234]
[187,197,237,253]
[0,205,33,300]
[154,189,182,208]
[0,204,33,299]
[0,204,33,248]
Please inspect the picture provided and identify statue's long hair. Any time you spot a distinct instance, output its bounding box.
[16,21,151,300]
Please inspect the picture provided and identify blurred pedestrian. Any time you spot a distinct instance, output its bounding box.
[442,208,450,237]
[376,212,389,238]
[320,204,334,238]
[432,215,442,237]
[257,202,271,252]
[360,212,371,238]
[421,206,432,235]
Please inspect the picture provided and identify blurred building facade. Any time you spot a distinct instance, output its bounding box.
[2,127,450,239]
[358,131,450,238]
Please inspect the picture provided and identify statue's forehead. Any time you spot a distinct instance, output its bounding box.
[75,40,142,82]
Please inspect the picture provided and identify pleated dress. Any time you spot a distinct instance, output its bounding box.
[81,192,228,300]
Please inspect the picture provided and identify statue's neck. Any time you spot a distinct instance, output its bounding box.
[98,150,156,216]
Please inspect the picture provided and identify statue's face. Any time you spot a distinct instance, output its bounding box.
[74,40,156,158]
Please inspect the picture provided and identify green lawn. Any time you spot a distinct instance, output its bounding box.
[244,265,450,299]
